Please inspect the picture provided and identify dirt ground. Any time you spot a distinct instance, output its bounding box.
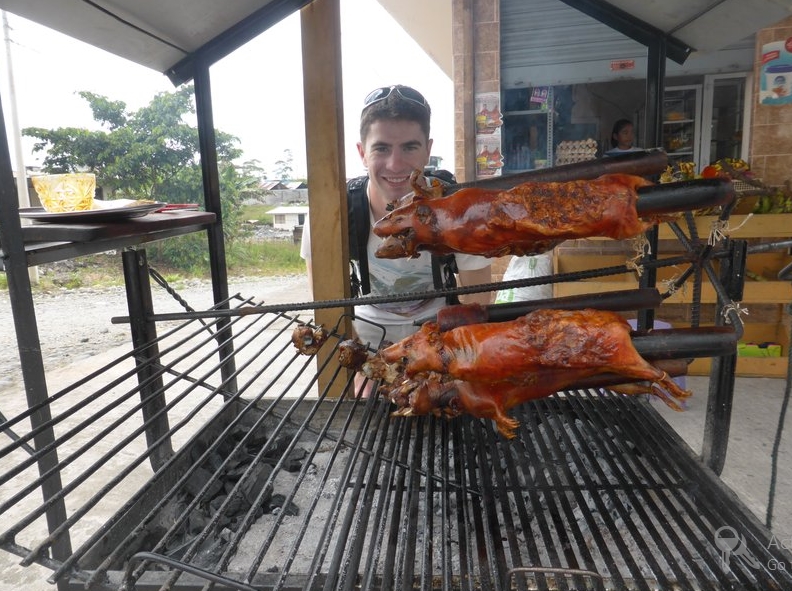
[0,275,310,392]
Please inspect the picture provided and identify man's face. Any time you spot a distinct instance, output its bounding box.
[357,119,432,205]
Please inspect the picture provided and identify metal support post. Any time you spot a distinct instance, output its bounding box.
[122,248,173,471]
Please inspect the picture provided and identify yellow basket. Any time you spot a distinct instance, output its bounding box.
[31,173,96,212]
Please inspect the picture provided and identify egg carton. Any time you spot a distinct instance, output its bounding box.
[555,139,598,165]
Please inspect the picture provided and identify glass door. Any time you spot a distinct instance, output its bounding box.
[662,85,702,166]
[501,87,554,173]
[699,73,751,166]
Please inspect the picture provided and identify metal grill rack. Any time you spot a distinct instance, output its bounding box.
[2,278,792,590]
[3,147,791,590]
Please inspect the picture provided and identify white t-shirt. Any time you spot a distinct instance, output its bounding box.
[300,205,489,343]
[604,146,644,156]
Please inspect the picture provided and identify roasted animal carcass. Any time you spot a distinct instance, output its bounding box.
[373,172,662,259]
[341,309,691,438]
[291,324,329,356]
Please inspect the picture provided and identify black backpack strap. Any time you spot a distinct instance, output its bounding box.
[426,168,456,185]
[347,176,370,296]
[433,254,460,305]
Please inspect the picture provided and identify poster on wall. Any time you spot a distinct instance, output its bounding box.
[475,92,503,178]
[475,92,503,134]
[475,135,503,178]
[760,37,792,106]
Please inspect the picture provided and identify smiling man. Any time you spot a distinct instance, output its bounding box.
[301,85,491,352]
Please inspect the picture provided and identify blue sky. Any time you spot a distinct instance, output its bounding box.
[0,0,453,179]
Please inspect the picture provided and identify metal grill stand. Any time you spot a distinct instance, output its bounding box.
[3,150,792,589]
[2,274,792,590]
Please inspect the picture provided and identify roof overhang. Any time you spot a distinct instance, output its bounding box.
[558,0,694,64]
[0,0,313,85]
[604,0,792,54]
[0,0,790,84]
[386,0,792,77]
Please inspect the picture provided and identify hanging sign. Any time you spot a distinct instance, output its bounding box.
[610,59,635,71]
[760,37,792,106]
[474,92,503,178]
[529,87,550,110]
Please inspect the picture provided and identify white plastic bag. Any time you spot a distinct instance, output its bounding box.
[495,253,553,304]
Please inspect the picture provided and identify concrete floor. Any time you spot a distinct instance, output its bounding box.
[652,374,792,539]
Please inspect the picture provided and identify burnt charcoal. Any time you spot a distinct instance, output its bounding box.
[226,453,257,480]
[183,466,223,500]
[228,507,264,533]
[260,439,306,472]
[234,425,269,448]
[261,435,290,460]
[188,442,203,465]
[239,462,274,506]
[260,435,303,462]
[283,449,306,472]
[211,493,252,529]
[209,494,227,516]
[209,439,239,472]
[266,493,299,516]
[224,480,236,496]
[187,511,210,535]
[210,492,248,515]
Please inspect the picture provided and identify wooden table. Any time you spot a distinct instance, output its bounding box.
[7,210,216,267]
[3,208,222,473]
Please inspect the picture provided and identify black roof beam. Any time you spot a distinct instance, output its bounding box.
[165,0,314,86]
[558,0,694,64]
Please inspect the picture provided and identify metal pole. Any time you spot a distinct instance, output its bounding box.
[2,11,37,283]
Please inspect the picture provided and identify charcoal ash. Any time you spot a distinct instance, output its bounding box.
[265,493,300,516]
[156,426,307,561]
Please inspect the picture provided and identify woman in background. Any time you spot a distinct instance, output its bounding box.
[605,118,642,155]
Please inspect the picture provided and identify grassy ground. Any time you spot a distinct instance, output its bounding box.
[241,204,275,224]
[1,239,304,293]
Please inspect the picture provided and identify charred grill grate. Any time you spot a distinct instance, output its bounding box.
[1,294,791,591]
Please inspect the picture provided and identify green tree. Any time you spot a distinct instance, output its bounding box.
[273,148,294,180]
[23,86,258,266]
[236,159,270,202]
[24,86,244,200]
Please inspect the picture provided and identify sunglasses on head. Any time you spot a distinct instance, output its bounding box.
[363,85,431,114]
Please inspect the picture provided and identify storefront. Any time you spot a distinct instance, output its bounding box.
[448,0,792,377]
[498,74,752,174]
[452,0,790,182]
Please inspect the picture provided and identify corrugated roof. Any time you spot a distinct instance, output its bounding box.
[261,181,288,190]
[284,181,308,189]
[501,0,761,88]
